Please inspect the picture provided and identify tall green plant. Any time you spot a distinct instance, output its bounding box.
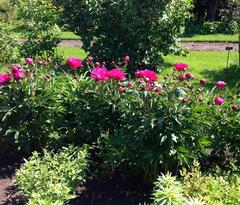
[17,0,61,58]
[58,0,192,71]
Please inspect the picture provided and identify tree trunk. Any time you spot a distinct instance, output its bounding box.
[206,0,219,21]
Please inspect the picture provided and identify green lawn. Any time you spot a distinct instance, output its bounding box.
[180,34,239,42]
[58,46,239,86]
[57,47,88,59]
[58,32,81,40]
[13,31,81,40]
[13,29,239,42]
[162,51,239,87]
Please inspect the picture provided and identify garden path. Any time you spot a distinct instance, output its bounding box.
[58,40,239,52]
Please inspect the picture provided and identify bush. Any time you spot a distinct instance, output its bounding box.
[0,58,72,153]
[185,21,238,34]
[152,161,240,205]
[0,0,15,23]
[0,24,20,65]
[17,0,61,58]
[15,145,89,205]
[59,0,192,71]
[1,55,239,182]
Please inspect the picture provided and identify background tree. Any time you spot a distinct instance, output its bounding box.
[57,0,192,72]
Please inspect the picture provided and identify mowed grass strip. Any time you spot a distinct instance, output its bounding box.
[180,34,238,42]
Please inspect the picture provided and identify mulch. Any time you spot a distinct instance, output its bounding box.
[0,155,25,205]
[0,154,152,205]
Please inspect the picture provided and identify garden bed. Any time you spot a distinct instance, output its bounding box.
[0,154,24,205]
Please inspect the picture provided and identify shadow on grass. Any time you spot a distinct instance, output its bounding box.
[201,64,240,89]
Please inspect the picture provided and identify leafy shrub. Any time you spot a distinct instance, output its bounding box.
[0,0,16,23]
[152,161,240,205]
[1,55,239,182]
[0,24,20,65]
[15,145,89,205]
[0,58,73,153]
[59,0,191,71]
[17,0,61,58]
[185,21,238,34]
[152,173,184,205]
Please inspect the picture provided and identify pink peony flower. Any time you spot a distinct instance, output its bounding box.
[38,60,44,65]
[231,104,238,112]
[119,87,126,93]
[135,69,158,81]
[214,96,224,105]
[123,55,130,63]
[200,78,207,86]
[186,72,194,79]
[12,69,25,80]
[0,73,11,86]
[67,57,83,70]
[128,81,133,87]
[146,83,154,91]
[155,90,161,95]
[108,68,126,81]
[216,81,226,88]
[174,63,188,71]
[91,66,109,81]
[25,58,33,65]
[11,64,21,73]
[179,74,186,81]
[95,62,101,67]
[87,56,93,63]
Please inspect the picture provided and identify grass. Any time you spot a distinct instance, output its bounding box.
[180,34,239,42]
[13,28,239,42]
[58,32,81,40]
[162,51,239,78]
[57,47,88,59]
[162,51,239,88]
[13,31,81,40]
[57,46,240,86]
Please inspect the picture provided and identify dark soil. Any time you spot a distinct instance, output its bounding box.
[0,154,152,205]
[70,174,152,205]
[0,155,25,205]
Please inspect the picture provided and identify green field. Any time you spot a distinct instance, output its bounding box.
[181,34,238,42]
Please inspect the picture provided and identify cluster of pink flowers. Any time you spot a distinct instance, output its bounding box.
[213,80,227,106]
[91,66,126,81]
[0,73,11,87]
[178,72,194,81]
[108,68,126,81]
[91,66,109,81]
[135,69,158,81]
[11,64,25,80]
[67,57,83,70]
[174,63,188,71]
